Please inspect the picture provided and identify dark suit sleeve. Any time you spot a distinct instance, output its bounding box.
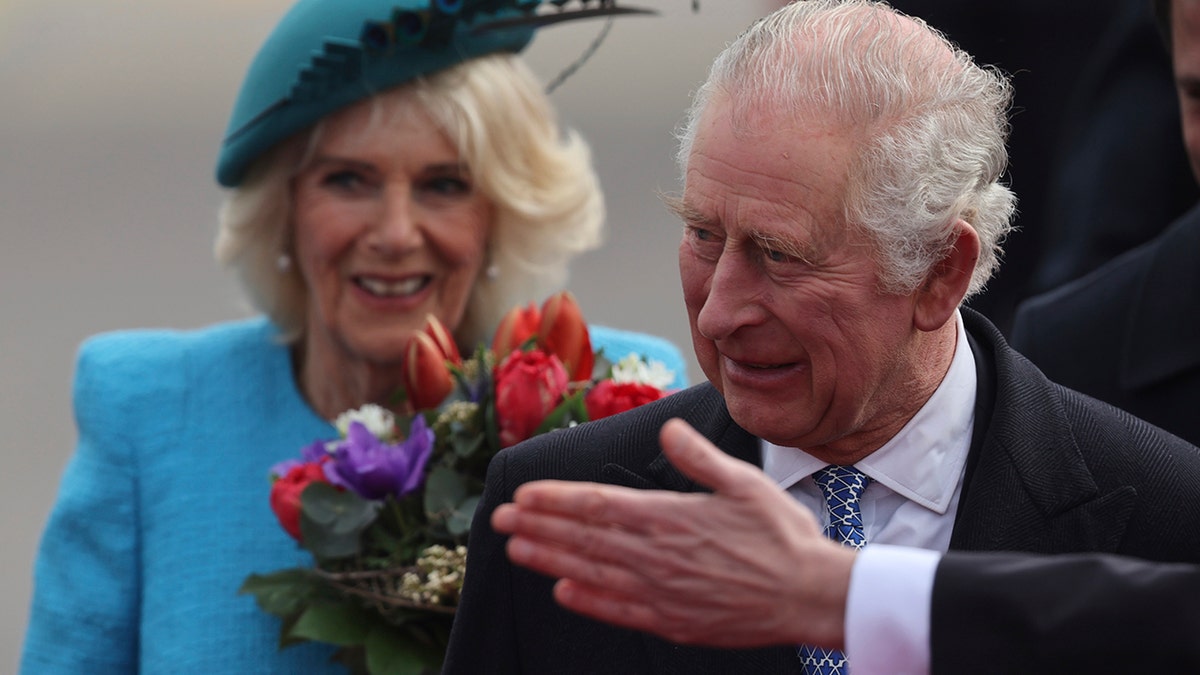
[930,551,1200,674]
[443,449,522,675]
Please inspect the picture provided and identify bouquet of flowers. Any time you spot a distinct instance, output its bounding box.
[240,291,675,674]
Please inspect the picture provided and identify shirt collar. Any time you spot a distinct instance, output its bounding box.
[762,311,977,514]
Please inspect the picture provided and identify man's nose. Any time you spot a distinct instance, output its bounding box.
[695,253,765,340]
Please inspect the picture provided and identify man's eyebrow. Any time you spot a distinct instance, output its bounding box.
[661,194,714,226]
[749,230,817,263]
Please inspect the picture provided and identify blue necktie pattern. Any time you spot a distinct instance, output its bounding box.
[798,465,871,675]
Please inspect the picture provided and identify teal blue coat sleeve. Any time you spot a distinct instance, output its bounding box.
[588,324,690,389]
[21,320,343,674]
[21,335,146,672]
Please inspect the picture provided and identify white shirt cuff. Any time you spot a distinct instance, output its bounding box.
[844,544,940,675]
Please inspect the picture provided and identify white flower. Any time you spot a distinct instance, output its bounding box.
[610,353,675,389]
[334,404,396,441]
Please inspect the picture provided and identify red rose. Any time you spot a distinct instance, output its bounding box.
[269,462,329,541]
[585,380,667,421]
[494,350,569,448]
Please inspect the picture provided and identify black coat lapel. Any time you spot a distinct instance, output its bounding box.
[952,310,1137,553]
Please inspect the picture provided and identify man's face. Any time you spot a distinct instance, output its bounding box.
[1174,0,1200,180]
[675,101,924,458]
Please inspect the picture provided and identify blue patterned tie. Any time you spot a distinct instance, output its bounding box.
[798,465,871,675]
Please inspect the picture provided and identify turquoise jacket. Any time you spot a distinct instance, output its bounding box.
[21,317,687,673]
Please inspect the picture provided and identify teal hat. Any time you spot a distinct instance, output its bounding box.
[216,0,542,187]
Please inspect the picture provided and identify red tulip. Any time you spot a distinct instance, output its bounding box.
[538,291,594,382]
[403,331,455,411]
[492,302,541,358]
[269,462,329,541]
[494,350,569,448]
[421,314,462,366]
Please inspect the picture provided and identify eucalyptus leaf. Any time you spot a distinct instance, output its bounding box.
[304,483,380,534]
[447,495,480,536]
[300,483,381,559]
[450,433,484,458]
[423,466,467,522]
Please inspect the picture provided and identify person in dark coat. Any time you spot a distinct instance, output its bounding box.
[444,2,1200,672]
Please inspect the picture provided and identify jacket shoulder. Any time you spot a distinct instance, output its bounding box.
[73,318,280,433]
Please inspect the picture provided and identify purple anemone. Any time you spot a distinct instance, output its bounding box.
[324,416,434,500]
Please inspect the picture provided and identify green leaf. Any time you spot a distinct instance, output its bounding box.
[238,569,324,617]
[277,611,310,649]
[447,495,480,536]
[365,625,445,675]
[450,430,484,459]
[288,601,374,647]
[305,483,380,533]
[300,483,380,559]
[483,398,501,453]
[423,466,468,522]
[534,390,589,435]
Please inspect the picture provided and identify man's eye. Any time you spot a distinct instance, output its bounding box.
[765,248,788,262]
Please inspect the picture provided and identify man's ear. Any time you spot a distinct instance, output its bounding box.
[914,219,980,332]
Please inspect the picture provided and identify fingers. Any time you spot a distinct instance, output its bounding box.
[497,504,671,605]
[494,502,651,568]
[503,529,648,593]
[508,479,687,530]
[552,580,776,648]
[552,580,667,636]
[658,418,773,499]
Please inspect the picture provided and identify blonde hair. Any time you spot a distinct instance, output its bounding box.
[215,54,604,347]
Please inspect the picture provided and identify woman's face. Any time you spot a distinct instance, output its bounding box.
[290,92,492,369]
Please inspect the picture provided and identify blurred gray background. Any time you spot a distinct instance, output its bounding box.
[0,0,773,668]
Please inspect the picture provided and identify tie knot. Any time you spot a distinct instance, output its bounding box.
[814,465,870,502]
[813,465,870,551]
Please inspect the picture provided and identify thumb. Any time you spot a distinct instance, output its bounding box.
[659,418,772,499]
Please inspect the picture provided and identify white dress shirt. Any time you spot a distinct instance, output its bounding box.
[762,312,976,674]
[847,545,941,674]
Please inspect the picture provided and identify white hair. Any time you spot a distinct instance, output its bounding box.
[676,0,1016,298]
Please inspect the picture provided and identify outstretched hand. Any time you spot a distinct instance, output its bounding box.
[491,417,854,649]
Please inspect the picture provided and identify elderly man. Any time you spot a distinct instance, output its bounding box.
[444,1,1200,673]
[488,421,1200,673]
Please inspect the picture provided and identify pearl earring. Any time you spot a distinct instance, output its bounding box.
[485,263,499,280]
[276,254,292,272]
